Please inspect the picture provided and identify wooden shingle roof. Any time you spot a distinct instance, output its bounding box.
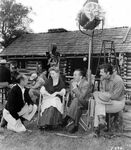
[1,27,131,56]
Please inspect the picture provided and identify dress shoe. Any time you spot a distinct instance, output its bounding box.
[98,115,107,130]
[0,117,7,128]
[20,117,26,125]
[93,127,100,137]
[61,116,70,128]
[69,126,78,134]
[99,120,107,130]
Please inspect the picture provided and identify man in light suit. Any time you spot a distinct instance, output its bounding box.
[1,74,37,132]
[62,69,92,133]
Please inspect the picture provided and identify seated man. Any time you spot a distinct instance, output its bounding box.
[62,69,92,133]
[29,73,45,104]
[0,59,11,95]
[1,74,37,132]
[0,59,11,84]
[93,64,125,134]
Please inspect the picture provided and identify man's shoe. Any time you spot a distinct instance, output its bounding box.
[98,115,107,130]
[69,126,78,134]
[19,117,26,125]
[93,127,100,137]
[61,116,70,128]
[0,117,7,128]
[99,120,107,130]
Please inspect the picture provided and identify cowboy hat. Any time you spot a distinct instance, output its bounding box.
[98,92,111,102]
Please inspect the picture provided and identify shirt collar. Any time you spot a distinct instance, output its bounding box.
[108,74,115,81]
[18,84,25,93]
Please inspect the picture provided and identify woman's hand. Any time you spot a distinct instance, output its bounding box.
[40,86,50,96]
[50,89,66,97]
[60,89,66,96]
[51,92,58,97]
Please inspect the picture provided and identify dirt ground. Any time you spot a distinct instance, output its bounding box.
[0,117,131,150]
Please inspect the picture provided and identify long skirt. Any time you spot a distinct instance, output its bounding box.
[39,106,62,127]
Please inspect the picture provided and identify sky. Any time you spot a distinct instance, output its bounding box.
[16,0,131,33]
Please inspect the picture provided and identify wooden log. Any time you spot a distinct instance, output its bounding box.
[126,86,131,89]
[124,57,131,61]
[123,77,131,80]
[126,67,131,70]
[126,73,131,76]
[125,70,131,73]
[123,119,131,125]
[125,88,131,92]
[123,112,131,121]
[125,53,131,57]
[126,62,131,65]
[124,82,131,85]
[124,80,131,83]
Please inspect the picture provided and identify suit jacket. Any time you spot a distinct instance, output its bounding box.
[5,84,33,120]
[70,78,91,104]
[0,65,11,83]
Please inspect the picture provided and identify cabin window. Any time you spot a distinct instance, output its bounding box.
[20,61,26,69]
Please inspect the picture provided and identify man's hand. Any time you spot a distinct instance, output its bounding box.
[28,104,33,113]
[18,103,28,116]
[72,82,78,89]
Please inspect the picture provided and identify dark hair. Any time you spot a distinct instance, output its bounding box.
[51,43,57,55]
[100,64,113,75]
[42,68,47,72]
[74,69,84,77]
[16,74,25,84]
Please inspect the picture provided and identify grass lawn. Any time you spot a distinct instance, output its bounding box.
[0,118,131,150]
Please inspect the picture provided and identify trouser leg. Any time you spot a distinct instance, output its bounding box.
[3,109,26,132]
[74,107,82,126]
[21,105,37,121]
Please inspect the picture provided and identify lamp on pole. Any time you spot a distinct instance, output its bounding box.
[76,0,105,83]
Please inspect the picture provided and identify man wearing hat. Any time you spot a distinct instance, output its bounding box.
[93,64,125,134]
[29,73,45,104]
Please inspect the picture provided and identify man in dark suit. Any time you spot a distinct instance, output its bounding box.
[62,69,92,133]
[1,74,37,132]
[0,59,11,84]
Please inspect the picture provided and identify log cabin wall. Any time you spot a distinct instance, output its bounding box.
[123,53,131,100]
[1,27,131,89]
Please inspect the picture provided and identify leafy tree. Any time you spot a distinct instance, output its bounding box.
[0,0,33,48]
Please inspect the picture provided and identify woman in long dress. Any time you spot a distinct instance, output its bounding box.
[38,66,66,130]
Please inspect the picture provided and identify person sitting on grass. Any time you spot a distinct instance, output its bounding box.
[0,74,37,133]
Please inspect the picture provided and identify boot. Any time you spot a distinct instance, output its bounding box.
[61,116,70,128]
[69,125,78,134]
[98,115,107,130]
